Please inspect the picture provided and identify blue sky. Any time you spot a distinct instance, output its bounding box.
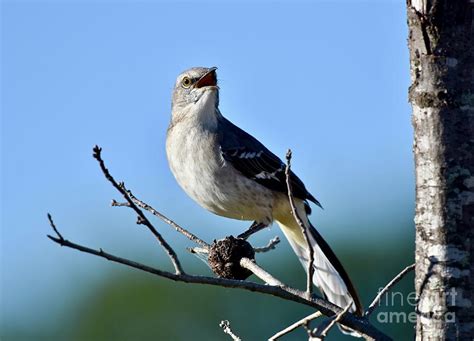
[1,0,412,334]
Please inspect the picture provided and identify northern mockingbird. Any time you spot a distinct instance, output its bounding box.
[166,67,363,320]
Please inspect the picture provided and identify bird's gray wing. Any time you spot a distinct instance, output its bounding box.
[218,116,321,208]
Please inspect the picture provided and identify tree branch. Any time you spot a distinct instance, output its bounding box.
[365,263,415,316]
[253,236,280,253]
[112,192,209,249]
[240,257,285,286]
[188,236,279,255]
[46,215,390,340]
[269,311,322,341]
[219,320,241,341]
[314,302,353,339]
[285,149,315,297]
[47,213,64,241]
[92,145,183,274]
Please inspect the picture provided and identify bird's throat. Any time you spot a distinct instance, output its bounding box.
[192,90,219,129]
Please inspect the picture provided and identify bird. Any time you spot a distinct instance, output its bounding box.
[166,67,363,322]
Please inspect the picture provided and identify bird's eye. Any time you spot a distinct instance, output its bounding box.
[182,77,192,88]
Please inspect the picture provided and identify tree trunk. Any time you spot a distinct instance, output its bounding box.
[407,0,474,339]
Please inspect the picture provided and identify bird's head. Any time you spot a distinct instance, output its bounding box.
[171,67,219,117]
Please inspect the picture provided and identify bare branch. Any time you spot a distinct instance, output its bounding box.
[188,246,282,286]
[269,311,322,341]
[240,257,285,286]
[92,145,183,274]
[124,189,209,249]
[47,213,64,241]
[110,200,130,207]
[237,221,267,240]
[46,216,391,340]
[188,247,209,254]
[285,149,315,297]
[365,263,415,316]
[315,302,352,339]
[188,237,279,255]
[254,236,280,253]
[219,320,241,341]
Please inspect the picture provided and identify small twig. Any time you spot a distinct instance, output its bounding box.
[110,200,130,207]
[285,149,314,297]
[188,247,209,254]
[92,145,183,274]
[315,302,352,339]
[186,247,210,268]
[189,236,280,253]
[47,213,64,241]
[237,222,267,240]
[124,190,209,249]
[269,311,322,340]
[240,257,285,286]
[189,237,280,254]
[365,263,416,316]
[187,247,284,285]
[219,320,241,341]
[253,237,280,253]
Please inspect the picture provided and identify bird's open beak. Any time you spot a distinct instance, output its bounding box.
[195,67,218,88]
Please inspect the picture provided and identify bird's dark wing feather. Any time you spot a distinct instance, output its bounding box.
[218,116,321,208]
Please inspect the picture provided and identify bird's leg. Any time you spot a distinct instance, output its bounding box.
[238,221,268,240]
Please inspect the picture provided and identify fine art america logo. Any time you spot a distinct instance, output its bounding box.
[375,288,457,324]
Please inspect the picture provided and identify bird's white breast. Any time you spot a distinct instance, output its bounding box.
[166,119,274,224]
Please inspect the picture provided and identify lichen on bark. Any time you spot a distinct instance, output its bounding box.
[407,1,474,339]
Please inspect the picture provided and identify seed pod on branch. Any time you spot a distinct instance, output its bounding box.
[209,236,255,280]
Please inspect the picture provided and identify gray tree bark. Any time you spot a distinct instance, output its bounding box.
[407,0,474,339]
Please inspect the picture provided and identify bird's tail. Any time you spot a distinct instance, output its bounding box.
[276,200,363,334]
